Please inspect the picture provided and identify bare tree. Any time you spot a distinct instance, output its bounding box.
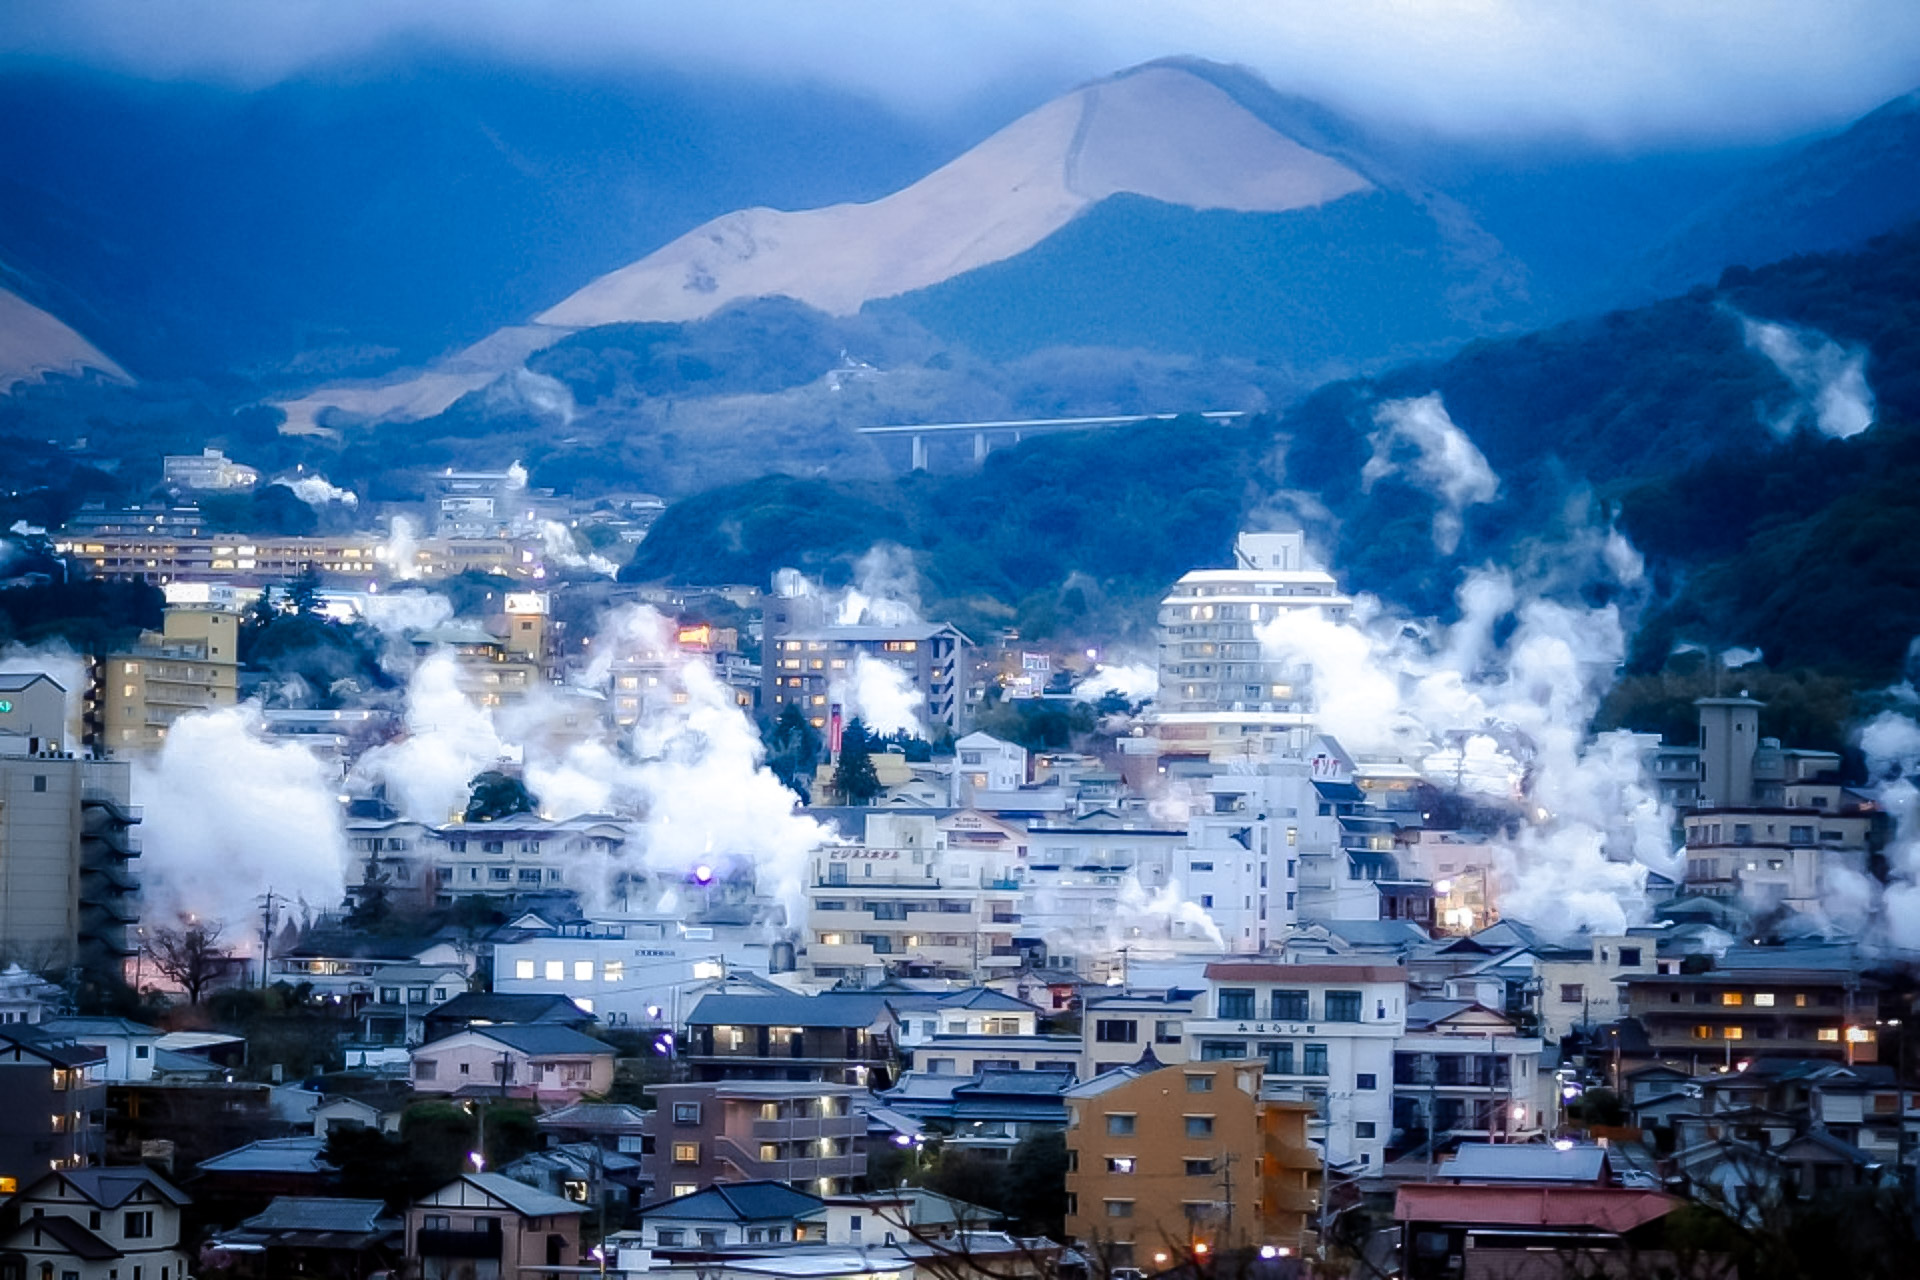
[145,917,231,1004]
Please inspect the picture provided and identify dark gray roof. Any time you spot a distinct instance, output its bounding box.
[639,1179,826,1222]
[0,1028,108,1068]
[688,991,890,1029]
[198,1137,332,1175]
[427,992,597,1025]
[0,672,64,693]
[465,1025,612,1057]
[4,1214,119,1261]
[455,1173,586,1218]
[536,1101,649,1131]
[1320,919,1432,947]
[242,1198,391,1233]
[52,1167,190,1208]
[1443,1143,1610,1184]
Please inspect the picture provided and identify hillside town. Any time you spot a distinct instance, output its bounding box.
[0,448,1910,1280]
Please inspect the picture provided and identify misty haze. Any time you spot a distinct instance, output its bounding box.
[0,3,1918,1278]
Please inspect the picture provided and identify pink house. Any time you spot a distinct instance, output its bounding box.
[410,1026,615,1102]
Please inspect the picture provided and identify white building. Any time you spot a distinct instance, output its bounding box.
[163,448,258,491]
[1186,960,1407,1170]
[1149,531,1352,761]
[492,919,767,1029]
[953,733,1028,805]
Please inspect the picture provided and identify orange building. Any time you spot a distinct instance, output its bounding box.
[1063,1059,1319,1273]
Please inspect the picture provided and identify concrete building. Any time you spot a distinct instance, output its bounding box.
[649,1081,865,1197]
[0,751,140,973]
[88,607,241,752]
[0,1029,107,1188]
[1082,989,1198,1076]
[1063,1059,1319,1272]
[0,1167,192,1280]
[887,988,1081,1076]
[406,1173,584,1280]
[1149,531,1352,760]
[763,586,969,736]
[1389,1001,1548,1156]
[1621,944,1883,1069]
[0,673,74,754]
[163,447,258,491]
[1680,806,1876,909]
[683,992,894,1087]
[1186,961,1408,1170]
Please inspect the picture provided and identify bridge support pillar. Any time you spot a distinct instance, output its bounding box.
[910,433,929,471]
[973,431,988,463]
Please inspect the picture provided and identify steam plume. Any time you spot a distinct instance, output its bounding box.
[1362,394,1500,554]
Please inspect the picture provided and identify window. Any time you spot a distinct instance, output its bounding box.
[672,1143,699,1164]
[490,868,512,882]
[514,959,534,980]
[124,1212,154,1239]
[519,869,542,885]
[414,1059,438,1080]
[1324,990,1362,1022]
[1095,1019,1139,1044]
[1155,1020,1183,1044]
[656,1229,684,1245]
[574,961,593,982]
[1754,993,1776,1007]
[1723,1027,1744,1040]
[1105,1200,1134,1219]
[1693,1025,1714,1040]
[1185,1074,1214,1093]
[1185,1116,1214,1139]
[1267,1044,1294,1074]
[1302,1043,1329,1075]
[407,987,429,1004]
[672,1102,701,1124]
[1619,947,1642,966]
[1217,988,1255,1019]
[545,960,564,981]
[1106,1157,1135,1174]
[1355,1072,1377,1090]
[1271,989,1309,1020]
[1200,1040,1248,1060]
[1200,895,1214,908]
[1106,1114,1136,1136]
[1559,984,1584,1004]
[672,1184,696,1198]
[1722,992,1744,1006]
[1185,1158,1215,1176]
[1818,1028,1841,1042]
[1355,1121,1377,1139]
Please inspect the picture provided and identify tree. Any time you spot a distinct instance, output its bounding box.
[286,563,323,618]
[145,918,231,1004]
[465,770,538,823]
[346,854,393,931]
[832,716,882,805]
[764,704,821,795]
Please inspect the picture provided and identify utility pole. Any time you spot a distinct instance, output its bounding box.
[1217,1148,1237,1244]
[258,890,280,988]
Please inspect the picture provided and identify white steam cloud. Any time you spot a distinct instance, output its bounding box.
[1843,698,1920,951]
[537,520,619,577]
[279,473,360,508]
[1073,661,1159,703]
[383,515,423,581]
[1362,394,1500,554]
[360,589,455,636]
[1742,317,1876,439]
[835,652,925,739]
[1256,523,1674,938]
[134,706,354,937]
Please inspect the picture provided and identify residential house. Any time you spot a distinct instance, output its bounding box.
[406,1173,585,1280]
[1081,989,1198,1076]
[809,1188,1003,1245]
[499,1144,646,1224]
[536,1101,652,1164]
[0,1168,191,1280]
[273,934,472,1007]
[1063,1059,1319,1273]
[409,1026,615,1102]
[421,992,596,1044]
[359,965,468,1046]
[36,1017,163,1084]
[648,1081,865,1198]
[0,964,61,1026]
[0,1029,106,1188]
[878,1067,1073,1157]
[207,1197,402,1280]
[634,1180,825,1252]
[887,988,1081,1076]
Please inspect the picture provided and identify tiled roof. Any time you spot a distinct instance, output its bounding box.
[688,992,890,1029]
[242,1198,391,1233]
[639,1179,825,1221]
[454,1173,586,1218]
[460,1025,612,1057]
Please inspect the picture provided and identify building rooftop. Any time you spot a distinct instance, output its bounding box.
[241,1198,392,1234]
[198,1136,333,1175]
[427,991,595,1026]
[451,1173,586,1219]
[687,992,892,1030]
[638,1179,826,1222]
[1442,1143,1612,1185]
[459,1025,612,1057]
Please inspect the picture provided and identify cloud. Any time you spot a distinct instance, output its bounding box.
[7,1,1920,142]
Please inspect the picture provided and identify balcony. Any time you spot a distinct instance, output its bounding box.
[716,1135,865,1184]
[748,1113,864,1142]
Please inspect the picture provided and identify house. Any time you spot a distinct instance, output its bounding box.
[407,1173,585,1280]
[1063,1059,1319,1274]
[312,1090,409,1138]
[409,1025,616,1102]
[0,964,61,1026]
[887,988,1081,1076]
[1081,988,1199,1076]
[635,1180,825,1251]
[808,1188,1003,1245]
[192,1136,336,1214]
[878,1067,1074,1156]
[275,934,473,1006]
[0,1167,191,1280]
[359,965,468,1046]
[499,1143,646,1223]
[207,1197,402,1280]
[535,1101,651,1160]
[35,1017,163,1084]
[0,1028,106,1188]
[648,1081,866,1197]
[421,991,597,1044]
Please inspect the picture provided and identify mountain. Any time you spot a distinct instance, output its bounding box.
[0,285,128,391]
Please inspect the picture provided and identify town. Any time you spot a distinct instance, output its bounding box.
[0,447,1908,1280]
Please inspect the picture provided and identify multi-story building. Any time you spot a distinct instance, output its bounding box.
[0,1029,107,1187]
[1064,1059,1319,1272]
[1679,805,1876,909]
[0,750,140,973]
[1082,989,1199,1076]
[406,1173,584,1280]
[53,531,546,587]
[408,622,544,709]
[87,606,242,753]
[803,812,1024,984]
[1622,944,1883,1069]
[428,814,628,902]
[61,503,210,539]
[683,991,895,1086]
[763,587,969,735]
[1389,1001,1548,1157]
[0,671,75,753]
[887,988,1081,1075]
[648,1081,865,1197]
[1184,962,1409,1170]
[1148,531,1352,761]
[163,447,259,491]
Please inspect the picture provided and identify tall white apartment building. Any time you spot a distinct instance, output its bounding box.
[1150,531,1352,761]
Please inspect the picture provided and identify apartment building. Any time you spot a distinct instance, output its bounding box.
[1389,1001,1549,1156]
[84,606,241,753]
[1149,531,1352,760]
[164,447,258,491]
[1680,806,1876,909]
[0,751,141,973]
[803,812,1024,984]
[1186,962,1408,1169]
[762,586,969,735]
[888,988,1080,1075]
[0,1030,107,1188]
[429,814,627,902]
[1064,1060,1319,1272]
[683,992,895,1086]
[1622,945,1883,1068]
[649,1081,865,1197]
[53,531,544,586]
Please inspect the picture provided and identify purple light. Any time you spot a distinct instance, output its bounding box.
[692,864,714,885]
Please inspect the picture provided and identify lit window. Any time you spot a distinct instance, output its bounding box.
[545,960,564,981]
[574,961,593,983]
[1754,993,1775,1007]
[672,1143,699,1164]
[1721,992,1743,1006]
[515,960,534,980]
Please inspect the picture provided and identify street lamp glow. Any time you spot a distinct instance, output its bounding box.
[692,864,715,885]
